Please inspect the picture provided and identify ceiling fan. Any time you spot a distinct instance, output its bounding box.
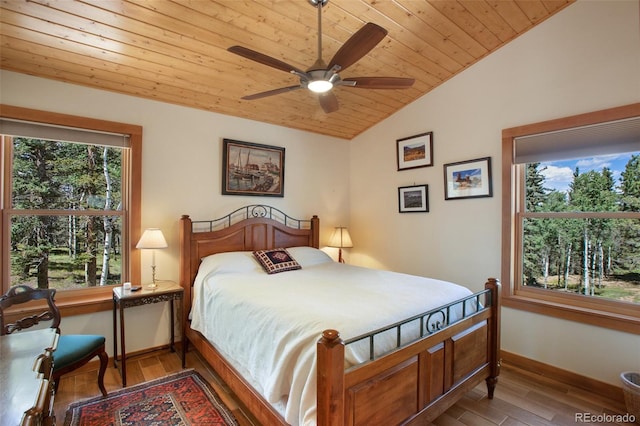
[227,0,415,113]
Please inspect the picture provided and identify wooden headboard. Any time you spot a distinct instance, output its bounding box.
[179,205,319,306]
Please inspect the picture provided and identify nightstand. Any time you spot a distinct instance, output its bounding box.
[112,281,184,386]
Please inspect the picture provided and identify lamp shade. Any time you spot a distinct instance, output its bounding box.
[328,227,353,248]
[136,228,168,249]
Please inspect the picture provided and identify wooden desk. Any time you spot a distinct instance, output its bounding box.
[0,328,59,426]
[112,281,184,386]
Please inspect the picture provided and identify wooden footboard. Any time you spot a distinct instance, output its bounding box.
[317,279,501,426]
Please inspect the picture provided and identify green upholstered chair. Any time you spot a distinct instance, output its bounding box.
[0,285,108,397]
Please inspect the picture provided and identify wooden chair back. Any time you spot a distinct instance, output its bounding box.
[0,285,61,335]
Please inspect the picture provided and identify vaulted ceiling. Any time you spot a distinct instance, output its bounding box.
[0,0,574,140]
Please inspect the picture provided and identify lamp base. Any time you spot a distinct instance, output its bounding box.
[148,264,158,289]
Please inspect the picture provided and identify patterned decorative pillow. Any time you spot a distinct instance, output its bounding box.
[253,248,301,274]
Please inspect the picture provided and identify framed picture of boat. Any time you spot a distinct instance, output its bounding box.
[222,138,285,197]
[397,132,433,171]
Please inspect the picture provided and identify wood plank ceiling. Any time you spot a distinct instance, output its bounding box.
[0,0,575,140]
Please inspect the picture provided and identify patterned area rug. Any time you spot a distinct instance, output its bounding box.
[64,369,238,426]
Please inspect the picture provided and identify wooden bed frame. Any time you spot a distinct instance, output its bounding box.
[179,205,501,425]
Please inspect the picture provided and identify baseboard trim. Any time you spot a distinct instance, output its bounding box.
[70,343,183,374]
[501,350,624,403]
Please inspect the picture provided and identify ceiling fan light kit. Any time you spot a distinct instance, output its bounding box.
[307,79,333,93]
[227,0,414,113]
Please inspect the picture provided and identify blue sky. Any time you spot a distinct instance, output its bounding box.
[540,152,638,193]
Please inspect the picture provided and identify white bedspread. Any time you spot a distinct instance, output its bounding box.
[189,247,473,425]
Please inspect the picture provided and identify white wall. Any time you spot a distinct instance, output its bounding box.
[349,0,640,386]
[0,70,350,354]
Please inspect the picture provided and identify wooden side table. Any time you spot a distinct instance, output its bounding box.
[112,281,184,386]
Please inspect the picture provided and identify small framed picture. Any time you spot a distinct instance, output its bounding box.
[222,139,285,197]
[398,184,429,213]
[396,132,433,171]
[443,157,493,200]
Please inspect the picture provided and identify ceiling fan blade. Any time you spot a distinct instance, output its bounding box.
[319,92,339,113]
[228,46,306,75]
[341,77,415,89]
[327,23,388,71]
[242,85,302,100]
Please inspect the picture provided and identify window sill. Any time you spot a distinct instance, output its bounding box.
[2,287,114,325]
[503,293,640,335]
[56,288,114,317]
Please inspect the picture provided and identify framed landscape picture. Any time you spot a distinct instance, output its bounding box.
[397,132,433,171]
[222,139,285,197]
[444,157,492,200]
[398,184,429,213]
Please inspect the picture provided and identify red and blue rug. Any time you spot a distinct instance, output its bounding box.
[63,369,238,426]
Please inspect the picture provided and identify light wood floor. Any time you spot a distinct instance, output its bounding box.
[54,348,631,425]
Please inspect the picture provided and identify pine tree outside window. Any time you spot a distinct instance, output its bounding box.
[502,104,640,334]
[9,138,124,289]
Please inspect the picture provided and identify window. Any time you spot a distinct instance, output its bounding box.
[1,105,141,312]
[502,104,640,334]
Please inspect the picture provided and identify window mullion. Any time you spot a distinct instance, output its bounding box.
[521,211,640,219]
[7,209,124,216]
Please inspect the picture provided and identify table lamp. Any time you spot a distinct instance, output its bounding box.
[136,228,168,288]
[328,226,353,263]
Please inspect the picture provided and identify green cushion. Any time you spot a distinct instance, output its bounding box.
[53,334,105,371]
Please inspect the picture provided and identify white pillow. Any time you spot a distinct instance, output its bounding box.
[286,246,333,267]
[199,251,262,275]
